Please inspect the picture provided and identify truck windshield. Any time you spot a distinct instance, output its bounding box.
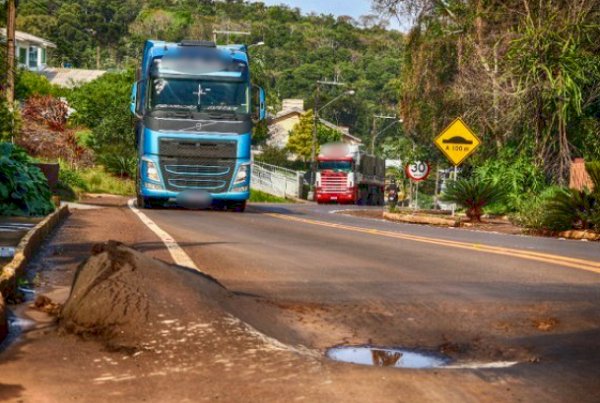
[149,78,250,115]
[318,161,352,172]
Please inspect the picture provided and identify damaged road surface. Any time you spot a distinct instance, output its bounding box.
[1,197,600,402]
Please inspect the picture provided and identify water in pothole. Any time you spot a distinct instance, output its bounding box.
[326,346,450,369]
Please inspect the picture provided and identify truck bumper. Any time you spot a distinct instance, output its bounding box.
[140,186,249,202]
[316,191,356,204]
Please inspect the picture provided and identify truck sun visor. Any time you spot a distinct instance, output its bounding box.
[151,55,248,78]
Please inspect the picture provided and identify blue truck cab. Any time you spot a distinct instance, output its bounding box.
[131,40,265,211]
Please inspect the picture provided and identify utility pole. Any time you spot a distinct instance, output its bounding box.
[309,80,349,200]
[5,0,16,107]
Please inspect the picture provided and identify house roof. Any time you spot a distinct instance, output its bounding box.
[269,108,304,124]
[319,118,363,143]
[40,68,106,88]
[0,29,56,48]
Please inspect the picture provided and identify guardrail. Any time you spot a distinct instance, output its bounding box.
[251,161,304,199]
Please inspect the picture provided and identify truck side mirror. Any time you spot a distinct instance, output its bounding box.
[252,86,266,122]
[259,87,266,121]
[130,82,137,115]
[132,80,145,118]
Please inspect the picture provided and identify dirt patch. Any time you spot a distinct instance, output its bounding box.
[337,209,525,235]
[533,318,560,332]
[337,210,385,219]
[60,241,231,351]
[32,295,62,316]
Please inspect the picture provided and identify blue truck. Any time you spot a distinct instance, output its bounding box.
[130,40,265,212]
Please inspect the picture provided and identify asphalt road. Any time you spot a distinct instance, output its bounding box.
[143,203,600,298]
[137,202,600,399]
[2,200,599,402]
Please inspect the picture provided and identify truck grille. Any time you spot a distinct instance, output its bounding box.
[159,138,236,158]
[321,176,348,193]
[158,139,237,193]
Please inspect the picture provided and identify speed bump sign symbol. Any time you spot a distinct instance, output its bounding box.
[434,117,481,166]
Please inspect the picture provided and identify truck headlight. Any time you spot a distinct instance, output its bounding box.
[234,163,250,186]
[143,158,160,183]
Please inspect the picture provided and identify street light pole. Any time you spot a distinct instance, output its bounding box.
[370,115,398,154]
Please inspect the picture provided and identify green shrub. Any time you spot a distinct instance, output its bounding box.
[98,153,137,178]
[255,146,291,167]
[58,161,89,191]
[68,70,135,128]
[0,101,14,142]
[68,72,136,174]
[474,151,546,214]
[15,70,63,100]
[543,189,599,231]
[541,164,600,231]
[510,187,561,230]
[441,178,506,222]
[0,143,55,216]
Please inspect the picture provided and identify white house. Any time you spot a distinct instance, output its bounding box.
[267,99,363,150]
[0,29,56,71]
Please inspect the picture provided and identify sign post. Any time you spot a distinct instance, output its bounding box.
[434,118,482,215]
[406,161,430,210]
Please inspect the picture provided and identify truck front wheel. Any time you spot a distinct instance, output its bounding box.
[227,201,246,212]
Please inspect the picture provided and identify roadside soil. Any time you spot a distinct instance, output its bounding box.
[339,209,525,236]
[0,197,599,402]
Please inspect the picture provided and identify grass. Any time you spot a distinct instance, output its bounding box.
[56,165,135,200]
[249,189,291,203]
[78,166,135,196]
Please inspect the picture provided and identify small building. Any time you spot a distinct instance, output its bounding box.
[268,99,306,149]
[40,68,106,88]
[267,99,363,150]
[0,29,56,71]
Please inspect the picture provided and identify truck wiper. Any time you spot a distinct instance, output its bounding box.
[153,105,195,119]
[203,109,239,120]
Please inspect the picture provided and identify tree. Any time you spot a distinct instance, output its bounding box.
[373,0,600,184]
[287,110,343,161]
[287,110,315,162]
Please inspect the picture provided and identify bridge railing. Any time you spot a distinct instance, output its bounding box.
[251,161,304,199]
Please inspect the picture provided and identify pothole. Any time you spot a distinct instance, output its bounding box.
[326,346,450,369]
[326,345,521,370]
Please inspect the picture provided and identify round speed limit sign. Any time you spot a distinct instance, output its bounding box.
[406,161,431,182]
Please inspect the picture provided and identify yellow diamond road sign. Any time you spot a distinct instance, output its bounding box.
[434,117,481,166]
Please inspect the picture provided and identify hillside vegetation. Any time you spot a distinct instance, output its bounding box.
[11,0,404,142]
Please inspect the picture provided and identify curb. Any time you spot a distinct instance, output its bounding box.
[557,230,600,241]
[383,211,460,227]
[0,204,70,298]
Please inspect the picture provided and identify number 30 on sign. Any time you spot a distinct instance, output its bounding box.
[406,161,430,182]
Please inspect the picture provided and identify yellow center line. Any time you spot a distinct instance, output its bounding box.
[267,213,600,275]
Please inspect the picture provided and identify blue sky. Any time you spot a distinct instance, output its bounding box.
[250,0,400,29]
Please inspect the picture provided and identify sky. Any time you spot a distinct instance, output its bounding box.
[250,0,402,30]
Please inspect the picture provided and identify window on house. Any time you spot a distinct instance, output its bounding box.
[41,48,47,64]
[28,46,38,68]
[18,47,27,65]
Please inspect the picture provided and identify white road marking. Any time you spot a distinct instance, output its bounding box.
[127,199,199,270]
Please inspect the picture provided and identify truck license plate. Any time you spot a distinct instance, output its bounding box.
[331,196,337,200]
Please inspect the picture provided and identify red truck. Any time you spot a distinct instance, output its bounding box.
[315,143,385,205]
